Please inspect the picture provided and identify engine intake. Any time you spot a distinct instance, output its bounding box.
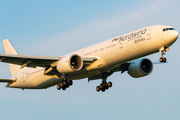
[128,58,153,78]
[56,54,83,73]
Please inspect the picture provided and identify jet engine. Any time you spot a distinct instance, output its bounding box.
[128,58,153,78]
[56,54,83,73]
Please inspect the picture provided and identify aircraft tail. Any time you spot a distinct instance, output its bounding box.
[3,39,27,76]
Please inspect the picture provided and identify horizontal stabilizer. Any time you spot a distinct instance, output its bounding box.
[0,78,16,82]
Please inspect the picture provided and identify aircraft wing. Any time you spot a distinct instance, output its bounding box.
[0,53,61,68]
[88,59,167,81]
[0,53,97,69]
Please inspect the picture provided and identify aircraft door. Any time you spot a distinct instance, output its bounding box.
[118,39,123,49]
[22,73,26,82]
[22,72,29,83]
[147,29,152,40]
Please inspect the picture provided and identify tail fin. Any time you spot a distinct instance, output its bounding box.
[3,39,27,76]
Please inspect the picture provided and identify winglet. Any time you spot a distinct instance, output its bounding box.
[3,39,19,55]
[3,39,28,76]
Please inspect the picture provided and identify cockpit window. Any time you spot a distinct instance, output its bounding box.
[169,28,175,30]
[163,28,175,31]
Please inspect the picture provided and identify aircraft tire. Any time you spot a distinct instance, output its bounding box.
[57,85,61,90]
[62,87,66,90]
[69,80,73,86]
[101,88,105,92]
[103,82,108,89]
[159,57,163,63]
[63,80,68,86]
[163,57,167,62]
[100,84,104,90]
[108,82,112,87]
[96,86,100,92]
[66,84,69,88]
[160,57,167,63]
[60,83,64,88]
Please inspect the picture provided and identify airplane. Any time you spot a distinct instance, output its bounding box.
[0,25,178,92]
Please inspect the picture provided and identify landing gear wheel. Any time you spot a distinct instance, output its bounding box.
[163,57,167,62]
[57,85,61,90]
[63,80,68,86]
[60,83,64,88]
[159,57,167,63]
[96,86,100,92]
[66,83,69,88]
[69,80,73,86]
[159,57,163,63]
[100,84,104,89]
[62,87,66,90]
[108,82,112,87]
[101,88,105,92]
[103,82,108,89]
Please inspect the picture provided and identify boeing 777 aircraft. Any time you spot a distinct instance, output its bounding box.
[0,25,178,92]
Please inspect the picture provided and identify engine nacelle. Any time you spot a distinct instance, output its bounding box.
[56,54,83,73]
[128,58,153,78]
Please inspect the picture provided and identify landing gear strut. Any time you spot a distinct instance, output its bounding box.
[56,80,73,90]
[96,72,112,92]
[159,50,167,63]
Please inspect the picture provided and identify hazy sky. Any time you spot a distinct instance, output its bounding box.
[0,0,180,120]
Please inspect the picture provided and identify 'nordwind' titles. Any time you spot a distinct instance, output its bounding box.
[119,28,147,41]
[112,28,147,42]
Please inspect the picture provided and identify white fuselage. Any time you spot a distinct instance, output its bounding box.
[6,25,178,89]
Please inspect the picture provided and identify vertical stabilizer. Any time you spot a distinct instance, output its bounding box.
[3,39,27,76]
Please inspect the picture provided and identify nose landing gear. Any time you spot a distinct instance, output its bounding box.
[159,51,167,63]
[159,47,169,63]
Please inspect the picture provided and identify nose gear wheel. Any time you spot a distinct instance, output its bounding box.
[159,57,167,63]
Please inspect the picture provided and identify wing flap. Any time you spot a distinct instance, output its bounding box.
[88,62,131,81]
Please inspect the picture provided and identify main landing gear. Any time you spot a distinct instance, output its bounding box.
[96,81,112,92]
[96,72,112,92]
[57,80,73,90]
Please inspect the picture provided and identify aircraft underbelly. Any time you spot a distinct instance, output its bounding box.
[8,68,60,89]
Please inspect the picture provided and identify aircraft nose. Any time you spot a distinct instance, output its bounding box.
[172,30,179,40]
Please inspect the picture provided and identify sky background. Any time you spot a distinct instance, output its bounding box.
[0,0,180,120]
